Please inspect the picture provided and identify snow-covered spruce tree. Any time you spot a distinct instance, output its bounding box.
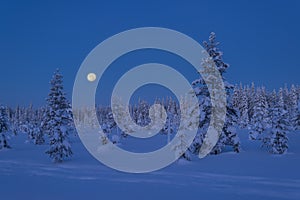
[162,97,180,144]
[17,106,28,128]
[11,105,20,134]
[282,84,291,108]
[81,106,99,129]
[5,106,17,135]
[10,105,26,134]
[174,96,199,160]
[172,133,191,161]
[239,87,250,128]
[233,84,249,128]
[247,82,256,121]
[249,87,270,140]
[20,104,45,145]
[0,105,10,149]
[135,100,151,127]
[32,125,44,145]
[205,32,240,154]
[293,85,300,130]
[295,111,300,130]
[232,85,241,110]
[42,69,73,162]
[266,90,277,108]
[191,32,240,155]
[297,85,300,101]
[22,117,45,145]
[265,88,289,154]
[190,58,212,154]
[289,84,299,129]
[99,108,115,135]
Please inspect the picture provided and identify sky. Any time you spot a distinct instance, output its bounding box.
[0,0,300,107]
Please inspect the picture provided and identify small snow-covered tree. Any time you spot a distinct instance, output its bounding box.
[22,121,45,145]
[100,109,115,134]
[0,105,10,149]
[43,69,73,162]
[20,105,45,145]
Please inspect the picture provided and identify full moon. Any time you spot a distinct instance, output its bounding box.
[87,73,97,82]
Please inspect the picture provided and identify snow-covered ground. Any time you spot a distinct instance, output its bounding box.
[1,130,300,200]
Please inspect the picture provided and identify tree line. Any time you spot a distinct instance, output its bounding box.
[1,33,300,162]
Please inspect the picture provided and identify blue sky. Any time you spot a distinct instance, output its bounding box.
[0,0,300,106]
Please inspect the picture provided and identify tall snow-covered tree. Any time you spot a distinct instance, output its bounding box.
[162,98,180,144]
[264,88,289,154]
[239,88,250,128]
[135,100,151,127]
[294,85,300,130]
[232,85,242,112]
[233,84,249,128]
[192,32,240,155]
[282,84,290,107]
[0,105,10,149]
[247,82,256,121]
[205,32,240,154]
[295,111,300,130]
[203,32,228,75]
[5,106,17,135]
[43,69,73,162]
[289,84,299,129]
[190,57,213,154]
[249,87,269,140]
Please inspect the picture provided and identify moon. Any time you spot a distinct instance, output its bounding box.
[87,73,97,82]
